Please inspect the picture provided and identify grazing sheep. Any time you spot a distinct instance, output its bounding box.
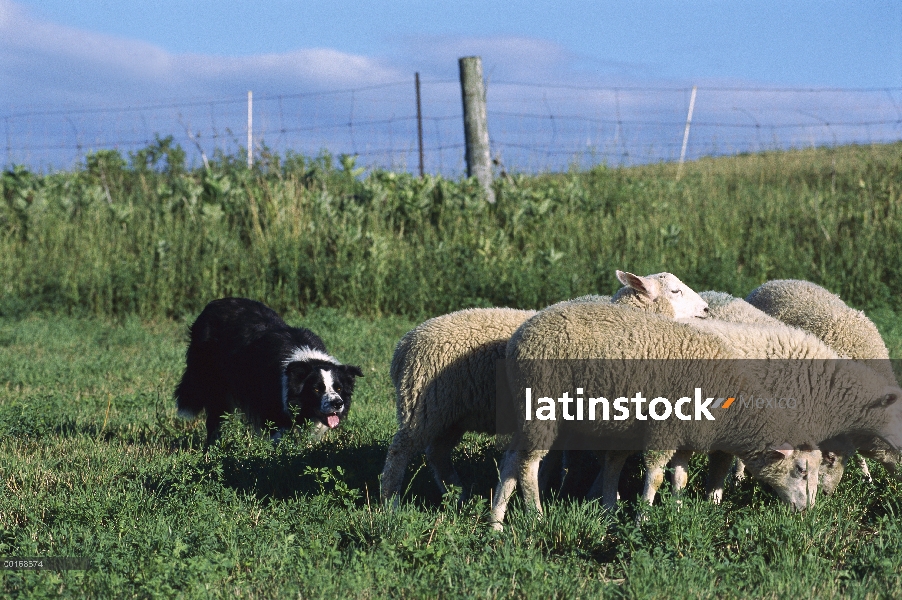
[746,279,899,492]
[589,291,783,504]
[489,301,902,527]
[380,306,536,502]
[380,271,710,502]
[676,293,842,503]
[595,291,841,506]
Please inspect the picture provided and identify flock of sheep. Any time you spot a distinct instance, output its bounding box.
[378,273,902,527]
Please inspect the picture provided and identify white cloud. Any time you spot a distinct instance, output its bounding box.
[0,0,407,110]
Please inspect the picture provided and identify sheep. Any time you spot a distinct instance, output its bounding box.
[674,292,843,503]
[379,270,710,502]
[746,279,899,492]
[745,279,894,381]
[380,306,536,502]
[699,291,784,327]
[489,301,902,527]
[598,301,844,508]
[588,292,785,504]
[592,291,841,506]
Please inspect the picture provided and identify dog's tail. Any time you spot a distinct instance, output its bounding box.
[173,373,206,419]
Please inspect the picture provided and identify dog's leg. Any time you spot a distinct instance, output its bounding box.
[204,413,224,448]
[270,427,289,444]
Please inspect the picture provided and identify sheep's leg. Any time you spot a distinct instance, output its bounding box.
[642,450,676,505]
[705,451,735,504]
[380,428,418,503]
[490,444,520,530]
[518,448,548,516]
[538,449,563,493]
[861,448,900,480]
[425,427,467,499]
[856,454,873,483]
[670,450,692,501]
[585,452,604,500]
[587,450,629,509]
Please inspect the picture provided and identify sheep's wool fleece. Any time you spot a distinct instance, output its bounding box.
[700,291,783,326]
[391,307,537,431]
[746,279,893,379]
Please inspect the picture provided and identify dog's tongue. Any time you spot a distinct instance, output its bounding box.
[326,414,340,428]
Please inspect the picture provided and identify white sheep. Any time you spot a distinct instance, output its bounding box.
[746,279,899,492]
[593,290,840,506]
[489,301,902,527]
[676,292,843,503]
[380,306,536,501]
[699,291,783,327]
[745,279,894,380]
[588,291,783,506]
[380,271,710,502]
[598,301,844,507]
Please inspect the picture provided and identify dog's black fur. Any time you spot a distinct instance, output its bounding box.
[174,297,363,445]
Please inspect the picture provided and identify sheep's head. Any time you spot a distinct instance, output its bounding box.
[818,450,848,495]
[612,270,710,319]
[744,444,820,511]
[815,435,857,496]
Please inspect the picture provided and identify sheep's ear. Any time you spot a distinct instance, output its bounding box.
[766,443,794,462]
[616,270,661,300]
[871,392,898,409]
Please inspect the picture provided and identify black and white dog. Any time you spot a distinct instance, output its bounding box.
[174,297,363,445]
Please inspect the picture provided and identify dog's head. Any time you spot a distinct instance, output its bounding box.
[283,360,364,429]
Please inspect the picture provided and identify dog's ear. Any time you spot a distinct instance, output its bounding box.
[342,364,364,378]
[285,361,314,384]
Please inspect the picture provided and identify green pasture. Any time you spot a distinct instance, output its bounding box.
[1,309,902,598]
[2,142,902,597]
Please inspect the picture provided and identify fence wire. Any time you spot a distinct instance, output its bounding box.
[5,81,902,175]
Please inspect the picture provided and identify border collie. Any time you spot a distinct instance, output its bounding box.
[174,297,363,445]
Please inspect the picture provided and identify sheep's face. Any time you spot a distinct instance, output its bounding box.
[745,444,819,511]
[818,451,848,496]
[613,270,709,319]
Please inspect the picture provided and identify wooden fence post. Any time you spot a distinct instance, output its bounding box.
[458,56,495,202]
[416,72,425,177]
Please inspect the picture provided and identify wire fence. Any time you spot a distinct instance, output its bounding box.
[5,79,902,175]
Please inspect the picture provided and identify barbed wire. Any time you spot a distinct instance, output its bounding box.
[5,80,902,175]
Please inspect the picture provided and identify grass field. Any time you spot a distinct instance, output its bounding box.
[3,142,902,597]
[2,308,902,598]
[3,141,902,320]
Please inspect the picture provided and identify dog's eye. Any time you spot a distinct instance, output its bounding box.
[334,385,342,392]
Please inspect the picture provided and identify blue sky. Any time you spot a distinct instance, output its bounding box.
[9,0,902,89]
[3,1,902,171]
